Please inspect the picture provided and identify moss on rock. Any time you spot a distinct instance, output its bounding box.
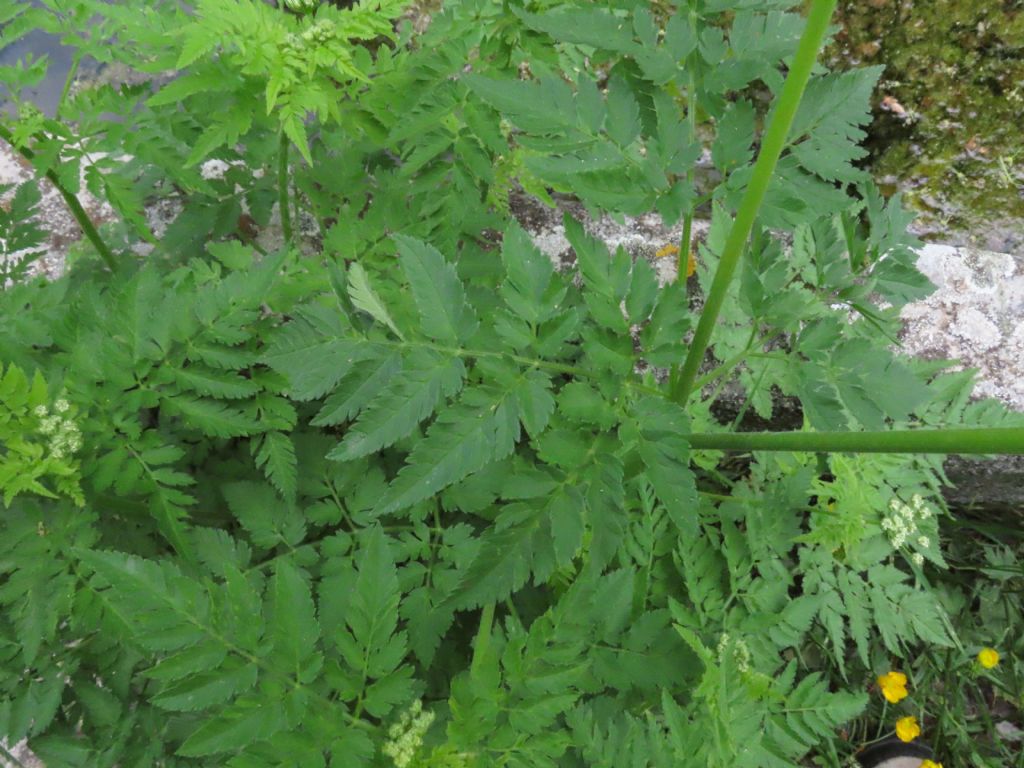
[831,0,1024,250]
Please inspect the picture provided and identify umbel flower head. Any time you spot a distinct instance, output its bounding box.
[876,670,909,703]
[895,715,921,742]
[33,399,83,458]
[977,647,1000,669]
[882,495,933,549]
[382,700,435,768]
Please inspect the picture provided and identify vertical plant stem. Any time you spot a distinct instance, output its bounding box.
[669,0,838,403]
[729,363,770,430]
[56,51,83,120]
[471,602,495,678]
[0,124,118,271]
[677,5,700,281]
[278,132,293,244]
[874,700,889,740]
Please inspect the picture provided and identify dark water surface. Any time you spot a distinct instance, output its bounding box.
[0,28,78,115]
[0,1,114,115]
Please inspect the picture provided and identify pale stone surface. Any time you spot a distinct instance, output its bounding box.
[513,191,708,286]
[901,244,1024,411]
[1,146,117,280]
[0,146,314,282]
[1,739,44,768]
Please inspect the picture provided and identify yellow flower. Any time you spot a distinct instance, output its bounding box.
[920,761,943,768]
[896,715,921,742]
[978,647,1000,669]
[877,670,909,703]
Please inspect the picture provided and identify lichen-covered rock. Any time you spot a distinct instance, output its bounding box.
[901,244,1024,412]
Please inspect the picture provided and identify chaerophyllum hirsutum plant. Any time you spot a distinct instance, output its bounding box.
[1,0,1022,766]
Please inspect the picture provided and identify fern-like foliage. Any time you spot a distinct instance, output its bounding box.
[2,1,1018,765]
[0,181,46,285]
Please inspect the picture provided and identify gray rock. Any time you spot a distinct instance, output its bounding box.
[902,244,1024,412]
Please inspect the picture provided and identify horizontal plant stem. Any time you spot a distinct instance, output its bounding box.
[0,124,118,271]
[670,0,838,404]
[687,427,1024,455]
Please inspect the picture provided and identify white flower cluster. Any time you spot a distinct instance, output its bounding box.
[882,495,932,565]
[716,633,751,673]
[34,401,82,459]
[382,700,435,768]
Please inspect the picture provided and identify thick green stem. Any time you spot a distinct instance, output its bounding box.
[670,0,838,403]
[278,132,293,244]
[687,427,1024,455]
[0,124,118,271]
[470,602,495,679]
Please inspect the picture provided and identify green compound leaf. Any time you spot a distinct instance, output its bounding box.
[263,304,368,402]
[164,397,262,438]
[394,234,479,344]
[268,559,321,678]
[253,430,298,501]
[334,527,413,719]
[372,383,521,517]
[328,350,466,462]
[632,397,699,538]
